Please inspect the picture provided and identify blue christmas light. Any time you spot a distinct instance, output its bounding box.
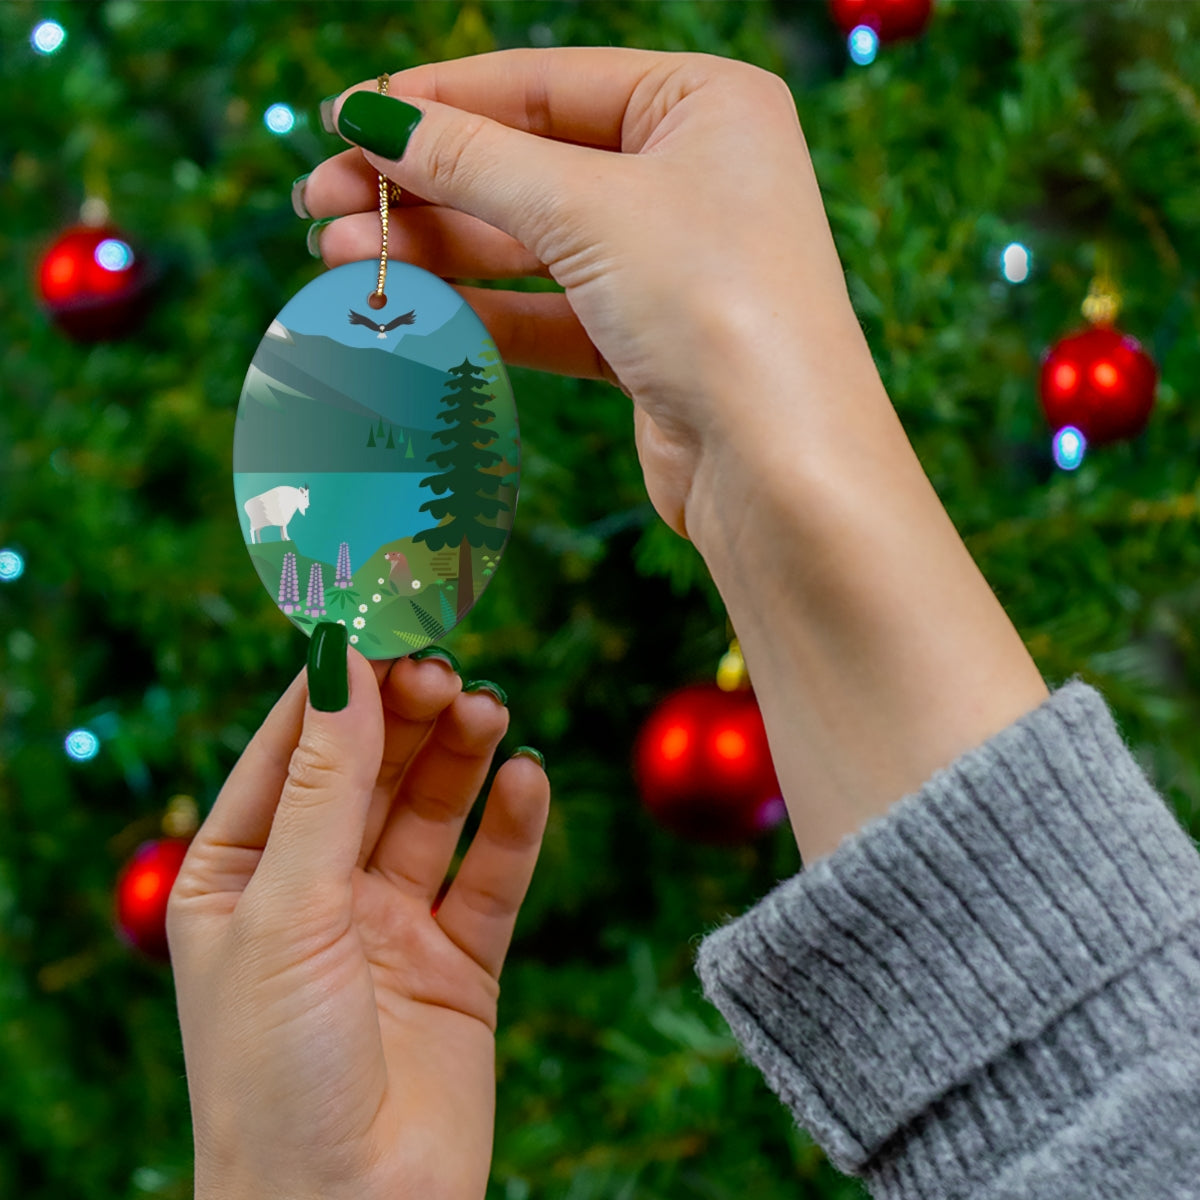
[1001,242,1032,284]
[264,103,296,135]
[1052,425,1087,471]
[95,238,134,272]
[0,549,24,581]
[848,25,879,66]
[65,729,101,762]
[31,20,66,55]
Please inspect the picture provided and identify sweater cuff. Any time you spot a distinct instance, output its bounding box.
[693,679,1200,1175]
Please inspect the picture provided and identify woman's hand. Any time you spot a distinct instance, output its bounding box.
[167,638,549,1200]
[300,49,1048,865]
[300,47,874,544]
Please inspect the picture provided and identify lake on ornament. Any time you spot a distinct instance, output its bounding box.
[233,259,518,658]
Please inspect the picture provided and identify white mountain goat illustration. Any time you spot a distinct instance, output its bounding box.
[244,484,310,543]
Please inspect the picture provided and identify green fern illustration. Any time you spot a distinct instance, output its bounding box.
[409,600,443,640]
[391,629,429,649]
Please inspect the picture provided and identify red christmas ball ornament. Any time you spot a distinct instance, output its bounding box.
[1039,325,1157,446]
[828,0,933,42]
[634,682,785,845]
[114,837,191,961]
[37,224,151,341]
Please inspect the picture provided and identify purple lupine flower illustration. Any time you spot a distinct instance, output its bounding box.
[335,540,352,588]
[279,551,300,613]
[304,563,326,617]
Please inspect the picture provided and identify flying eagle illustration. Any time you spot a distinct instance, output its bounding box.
[348,308,416,339]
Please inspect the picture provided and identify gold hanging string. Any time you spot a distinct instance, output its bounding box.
[717,636,749,692]
[1082,243,1121,326]
[162,793,200,839]
[369,74,398,310]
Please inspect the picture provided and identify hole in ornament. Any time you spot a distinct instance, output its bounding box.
[368,292,387,310]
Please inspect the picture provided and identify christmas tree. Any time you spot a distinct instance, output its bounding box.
[2,3,1199,1199]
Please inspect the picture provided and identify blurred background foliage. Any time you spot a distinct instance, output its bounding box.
[2,1,1199,1197]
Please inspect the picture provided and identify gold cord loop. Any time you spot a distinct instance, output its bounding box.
[369,74,395,309]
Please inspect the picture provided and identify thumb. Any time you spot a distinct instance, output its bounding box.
[253,622,384,902]
[331,88,610,259]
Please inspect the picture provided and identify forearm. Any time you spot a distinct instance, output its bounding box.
[687,316,1048,864]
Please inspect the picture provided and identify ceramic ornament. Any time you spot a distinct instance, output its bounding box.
[233,258,518,657]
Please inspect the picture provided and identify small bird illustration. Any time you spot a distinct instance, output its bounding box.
[348,308,416,339]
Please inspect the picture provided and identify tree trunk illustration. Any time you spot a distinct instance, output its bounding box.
[457,536,473,621]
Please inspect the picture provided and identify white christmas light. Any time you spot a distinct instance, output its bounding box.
[1052,425,1086,471]
[65,729,101,762]
[95,239,134,272]
[848,25,879,66]
[264,103,296,135]
[32,20,66,55]
[0,549,24,581]
[1001,242,1032,284]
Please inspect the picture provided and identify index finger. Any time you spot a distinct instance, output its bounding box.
[337,45,673,151]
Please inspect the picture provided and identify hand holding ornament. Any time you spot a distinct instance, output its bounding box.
[305,47,1047,865]
[301,46,874,547]
[168,636,549,1200]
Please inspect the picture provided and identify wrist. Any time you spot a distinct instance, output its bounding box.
[685,345,1047,863]
[685,320,894,572]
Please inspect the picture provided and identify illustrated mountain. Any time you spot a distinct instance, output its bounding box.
[389,303,490,372]
[235,326,461,473]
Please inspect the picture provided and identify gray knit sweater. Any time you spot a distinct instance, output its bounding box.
[694,680,1200,1198]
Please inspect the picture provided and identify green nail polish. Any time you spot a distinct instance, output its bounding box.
[306,217,335,259]
[409,645,462,673]
[464,679,508,706]
[319,94,339,135]
[291,173,311,219]
[307,621,349,712]
[512,746,545,769]
[336,91,423,160]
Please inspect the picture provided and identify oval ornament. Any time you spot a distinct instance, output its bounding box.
[233,260,518,658]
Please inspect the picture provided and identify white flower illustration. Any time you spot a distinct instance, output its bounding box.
[372,593,382,603]
[353,616,366,629]
[377,577,385,585]
[411,579,421,589]
[349,634,359,645]
[359,603,369,613]
[337,619,346,626]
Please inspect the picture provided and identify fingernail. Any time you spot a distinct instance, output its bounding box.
[319,94,339,134]
[463,679,508,706]
[512,746,545,769]
[409,645,461,673]
[308,621,349,712]
[291,173,311,219]
[306,217,335,259]
[336,91,423,160]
